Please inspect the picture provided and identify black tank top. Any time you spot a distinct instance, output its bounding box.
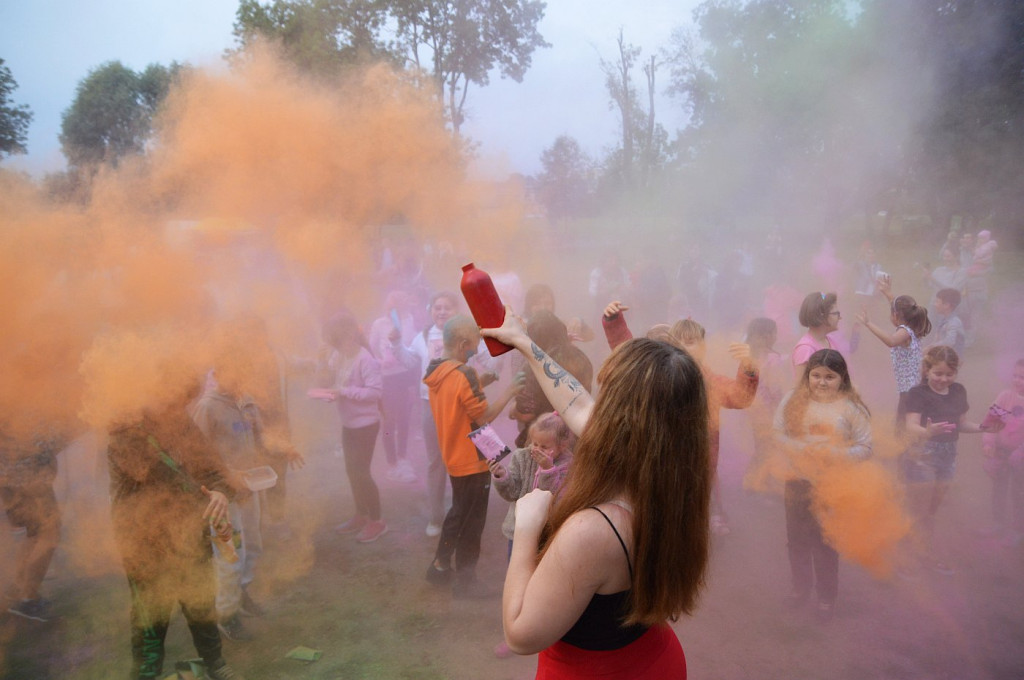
[559,506,649,651]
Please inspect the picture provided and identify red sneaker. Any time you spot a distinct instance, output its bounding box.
[335,515,368,534]
[356,520,388,543]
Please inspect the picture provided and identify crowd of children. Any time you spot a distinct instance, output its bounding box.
[1,228,1017,678]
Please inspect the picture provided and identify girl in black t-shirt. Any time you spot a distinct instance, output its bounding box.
[902,346,999,575]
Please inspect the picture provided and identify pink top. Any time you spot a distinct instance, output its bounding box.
[331,348,383,429]
[791,331,846,378]
[983,389,1024,452]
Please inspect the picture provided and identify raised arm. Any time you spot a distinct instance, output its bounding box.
[481,307,594,436]
[601,301,633,351]
[714,343,759,410]
[856,309,910,348]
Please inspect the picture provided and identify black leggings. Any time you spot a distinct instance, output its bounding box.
[343,422,382,521]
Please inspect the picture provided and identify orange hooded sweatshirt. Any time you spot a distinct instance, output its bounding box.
[423,358,490,477]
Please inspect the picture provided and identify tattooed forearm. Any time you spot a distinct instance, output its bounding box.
[539,353,581,392]
[530,342,546,362]
[530,340,583,405]
[527,344,592,432]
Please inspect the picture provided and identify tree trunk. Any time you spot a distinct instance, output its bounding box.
[642,55,657,187]
[616,32,633,187]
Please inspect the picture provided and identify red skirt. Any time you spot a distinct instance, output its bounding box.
[536,624,686,679]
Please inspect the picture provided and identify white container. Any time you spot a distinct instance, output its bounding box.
[242,466,279,491]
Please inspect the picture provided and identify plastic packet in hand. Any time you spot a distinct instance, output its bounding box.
[982,403,1012,430]
[469,424,512,463]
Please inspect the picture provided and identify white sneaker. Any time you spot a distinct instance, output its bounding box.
[425,522,442,537]
[395,461,417,483]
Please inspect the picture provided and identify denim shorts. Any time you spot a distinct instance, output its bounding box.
[901,441,958,483]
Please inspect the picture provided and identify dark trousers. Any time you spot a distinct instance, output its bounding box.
[785,479,838,604]
[343,422,381,520]
[381,371,416,465]
[127,563,221,679]
[434,471,491,581]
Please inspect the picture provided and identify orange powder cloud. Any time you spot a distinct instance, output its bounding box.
[66,46,526,429]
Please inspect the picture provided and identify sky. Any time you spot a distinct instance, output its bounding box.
[0,0,700,179]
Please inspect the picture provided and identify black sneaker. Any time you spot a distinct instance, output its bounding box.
[206,658,246,680]
[7,598,53,622]
[239,590,264,618]
[425,562,452,586]
[217,614,254,642]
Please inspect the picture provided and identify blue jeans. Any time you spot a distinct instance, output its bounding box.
[901,441,957,483]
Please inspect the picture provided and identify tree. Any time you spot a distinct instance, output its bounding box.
[535,135,595,221]
[60,61,182,168]
[230,0,395,79]
[392,0,550,133]
[892,0,1024,234]
[0,59,33,158]
[667,0,1024,237]
[231,0,549,135]
[665,1,873,227]
[599,31,671,192]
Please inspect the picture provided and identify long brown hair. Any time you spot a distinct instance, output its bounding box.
[541,338,711,625]
[783,349,869,437]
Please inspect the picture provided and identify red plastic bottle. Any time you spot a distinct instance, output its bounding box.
[460,263,513,356]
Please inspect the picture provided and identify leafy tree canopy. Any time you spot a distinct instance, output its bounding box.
[536,134,595,221]
[393,0,550,132]
[232,0,550,133]
[666,0,1024,233]
[0,58,33,158]
[231,0,396,78]
[60,61,183,168]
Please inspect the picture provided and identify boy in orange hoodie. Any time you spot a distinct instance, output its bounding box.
[423,316,521,598]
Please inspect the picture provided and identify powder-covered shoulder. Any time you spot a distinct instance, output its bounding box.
[843,397,870,419]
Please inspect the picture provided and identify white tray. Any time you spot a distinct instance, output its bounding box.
[242,466,279,491]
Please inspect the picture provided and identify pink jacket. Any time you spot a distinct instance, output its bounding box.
[333,348,383,429]
[983,389,1024,453]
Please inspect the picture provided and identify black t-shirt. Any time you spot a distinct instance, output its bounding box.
[904,382,969,443]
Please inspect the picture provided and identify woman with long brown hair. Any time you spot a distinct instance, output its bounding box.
[483,309,710,679]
